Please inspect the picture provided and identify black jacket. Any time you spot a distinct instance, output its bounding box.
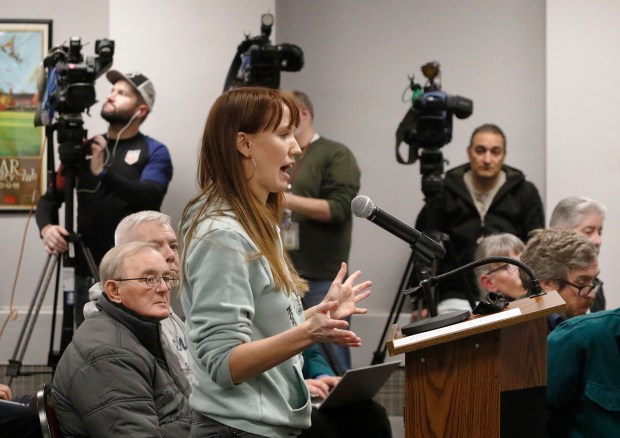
[36,133,172,273]
[416,163,545,306]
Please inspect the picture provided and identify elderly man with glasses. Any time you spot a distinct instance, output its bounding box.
[519,229,601,332]
[50,242,191,437]
[83,210,190,380]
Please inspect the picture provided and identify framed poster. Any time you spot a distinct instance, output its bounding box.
[0,19,52,212]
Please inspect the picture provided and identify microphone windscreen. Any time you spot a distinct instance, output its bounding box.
[351,195,376,218]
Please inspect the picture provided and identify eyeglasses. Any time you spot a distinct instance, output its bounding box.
[114,274,179,289]
[560,277,603,297]
[485,263,519,275]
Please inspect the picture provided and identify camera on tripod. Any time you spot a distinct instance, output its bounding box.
[35,36,115,166]
[223,12,304,90]
[395,61,473,197]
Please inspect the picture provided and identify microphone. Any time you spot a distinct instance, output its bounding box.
[351,195,445,261]
[352,195,470,336]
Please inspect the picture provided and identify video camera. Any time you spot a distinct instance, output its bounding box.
[223,13,304,90]
[35,36,114,167]
[395,61,473,197]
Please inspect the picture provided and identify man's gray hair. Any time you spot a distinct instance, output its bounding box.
[549,196,607,230]
[99,241,159,284]
[114,211,172,245]
[520,229,598,291]
[474,233,525,292]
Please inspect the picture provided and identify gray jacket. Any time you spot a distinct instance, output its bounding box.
[84,282,191,380]
[51,294,191,437]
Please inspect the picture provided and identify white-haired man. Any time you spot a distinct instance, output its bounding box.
[84,210,189,378]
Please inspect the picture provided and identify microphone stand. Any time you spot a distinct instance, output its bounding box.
[401,256,544,336]
[370,229,448,365]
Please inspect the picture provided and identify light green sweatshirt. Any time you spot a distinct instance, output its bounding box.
[181,201,311,437]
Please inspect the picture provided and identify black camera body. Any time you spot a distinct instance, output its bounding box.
[395,62,473,198]
[39,36,114,118]
[412,91,473,147]
[36,36,114,167]
[224,13,304,90]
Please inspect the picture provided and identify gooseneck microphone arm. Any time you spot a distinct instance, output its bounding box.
[404,256,545,299]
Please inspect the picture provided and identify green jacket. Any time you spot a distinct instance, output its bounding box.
[547,308,620,437]
[289,136,361,280]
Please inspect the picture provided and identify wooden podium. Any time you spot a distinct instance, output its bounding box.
[387,291,566,438]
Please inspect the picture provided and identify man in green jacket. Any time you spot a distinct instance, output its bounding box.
[283,90,361,374]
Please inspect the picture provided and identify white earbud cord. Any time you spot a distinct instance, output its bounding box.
[78,113,139,194]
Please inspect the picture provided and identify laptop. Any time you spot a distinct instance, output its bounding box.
[311,360,401,410]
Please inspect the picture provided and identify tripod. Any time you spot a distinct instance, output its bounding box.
[6,123,99,385]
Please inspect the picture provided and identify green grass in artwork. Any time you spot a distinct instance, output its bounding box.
[0,111,43,157]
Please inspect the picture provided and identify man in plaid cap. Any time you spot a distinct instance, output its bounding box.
[36,70,173,328]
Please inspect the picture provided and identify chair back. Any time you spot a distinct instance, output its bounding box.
[36,382,63,438]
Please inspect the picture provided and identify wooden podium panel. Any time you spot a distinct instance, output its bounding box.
[387,291,565,438]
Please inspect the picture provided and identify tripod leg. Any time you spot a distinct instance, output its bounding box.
[79,242,100,283]
[58,264,76,358]
[371,251,417,365]
[47,259,63,368]
[7,254,59,385]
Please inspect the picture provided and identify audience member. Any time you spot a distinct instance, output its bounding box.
[0,383,42,438]
[180,87,371,437]
[473,233,526,301]
[283,89,361,374]
[299,344,392,438]
[550,196,607,311]
[415,123,544,314]
[51,242,191,437]
[36,70,172,327]
[547,308,620,436]
[83,210,190,379]
[519,229,601,331]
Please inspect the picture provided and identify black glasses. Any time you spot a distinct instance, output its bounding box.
[485,263,519,275]
[560,277,603,297]
[114,274,179,289]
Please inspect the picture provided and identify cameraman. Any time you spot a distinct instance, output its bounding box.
[36,70,173,327]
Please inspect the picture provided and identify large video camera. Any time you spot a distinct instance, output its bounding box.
[223,13,304,90]
[35,36,114,167]
[395,61,473,197]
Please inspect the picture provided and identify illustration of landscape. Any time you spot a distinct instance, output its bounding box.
[0,29,44,157]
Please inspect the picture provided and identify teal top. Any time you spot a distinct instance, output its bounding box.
[181,200,311,438]
[289,136,361,279]
[547,308,620,437]
[302,344,335,378]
